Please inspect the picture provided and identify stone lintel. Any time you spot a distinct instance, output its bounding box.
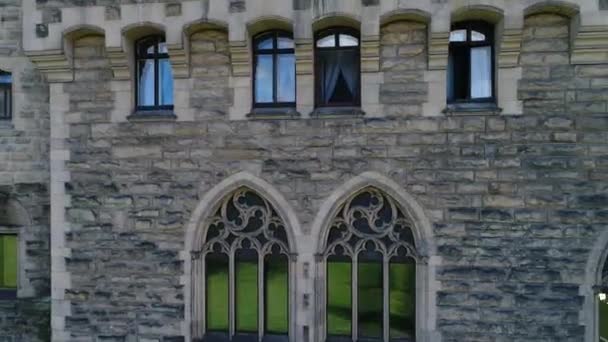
[498,29,523,68]
[428,32,449,70]
[106,47,130,80]
[295,39,313,75]
[25,50,72,83]
[361,35,380,73]
[572,25,608,65]
[167,44,190,78]
[229,41,250,77]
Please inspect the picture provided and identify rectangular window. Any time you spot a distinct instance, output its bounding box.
[236,257,258,333]
[358,261,383,339]
[206,254,229,331]
[327,260,352,336]
[0,235,17,289]
[0,72,11,120]
[389,261,416,341]
[265,256,288,334]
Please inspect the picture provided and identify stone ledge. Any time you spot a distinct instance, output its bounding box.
[246,107,301,120]
[310,106,366,118]
[126,110,178,122]
[443,102,502,116]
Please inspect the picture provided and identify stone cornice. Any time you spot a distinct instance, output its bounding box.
[106,47,130,80]
[572,25,608,65]
[498,28,523,68]
[25,50,72,83]
[229,41,250,77]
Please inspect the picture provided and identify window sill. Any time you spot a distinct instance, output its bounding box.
[0,289,17,300]
[127,110,177,122]
[0,120,13,130]
[443,102,502,115]
[247,107,300,120]
[310,106,365,118]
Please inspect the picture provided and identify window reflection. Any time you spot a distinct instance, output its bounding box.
[253,31,296,108]
[135,35,174,110]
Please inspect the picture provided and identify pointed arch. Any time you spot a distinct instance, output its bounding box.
[581,228,608,342]
[183,172,302,342]
[185,171,301,254]
[310,171,435,257]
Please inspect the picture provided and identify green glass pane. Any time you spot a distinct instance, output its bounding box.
[206,254,229,331]
[265,256,288,333]
[358,261,383,338]
[1,235,17,289]
[389,261,416,340]
[327,260,351,336]
[600,297,608,341]
[236,257,258,332]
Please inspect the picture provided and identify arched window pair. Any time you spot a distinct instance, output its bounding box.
[194,187,419,342]
[448,21,495,104]
[252,28,361,109]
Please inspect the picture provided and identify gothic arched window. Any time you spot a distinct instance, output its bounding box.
[322,188,417,342]
[192,188,292,342]
[252,31,296,108]
[597,260,608,340]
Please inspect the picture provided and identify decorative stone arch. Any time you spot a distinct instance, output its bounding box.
[581,228,608,342]
[451,4,505,24]
[247,16,294,38]
[312,13,361,33]
[524,0,581,18]
[380,9,431,27]
[0,194,34,298]
[310,172,439,342]
[183,171,303,342]
[184,19,229,38]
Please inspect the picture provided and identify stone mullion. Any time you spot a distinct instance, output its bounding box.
[383,257,389,342]
[352,254,358,342]
[258,253,265,342]
[194,254,205,339]
[230,251,236,338]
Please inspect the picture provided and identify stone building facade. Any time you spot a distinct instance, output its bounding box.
[1,0,608,341]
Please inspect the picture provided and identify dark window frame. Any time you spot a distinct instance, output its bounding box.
[252,30,296,109]
[448,21,495,104]
[0,70,12,120]
[314,27,361,108]
[135,35,174,111]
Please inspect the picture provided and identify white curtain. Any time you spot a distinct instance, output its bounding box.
[338,51,358,98]
[323,53,341,102]
[470,46,492,98]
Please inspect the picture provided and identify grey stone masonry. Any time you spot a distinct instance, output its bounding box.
[3,0,608,341]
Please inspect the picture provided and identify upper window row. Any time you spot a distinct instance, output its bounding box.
[129,21,495,114]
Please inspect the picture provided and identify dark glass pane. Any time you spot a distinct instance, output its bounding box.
[448,46,468,101]
[318,50,358,105]
[0,235,17,288]
[277,37,294,49]
[276,54,295,103]
[600,294,608,340]
[0,73,11,84]
[265,255,288,333]
[236,250,258,333]
[137,37,157,56]
[258,37,274,50]
[389,259,415,341]
[138,59,155,106]
[206,254,229,331]
[470,46,492,99]
[158,58,174,105]
[358,261,383,339]
[255,55,273,103]
[327,259,351,336]
[0,89,6,119]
